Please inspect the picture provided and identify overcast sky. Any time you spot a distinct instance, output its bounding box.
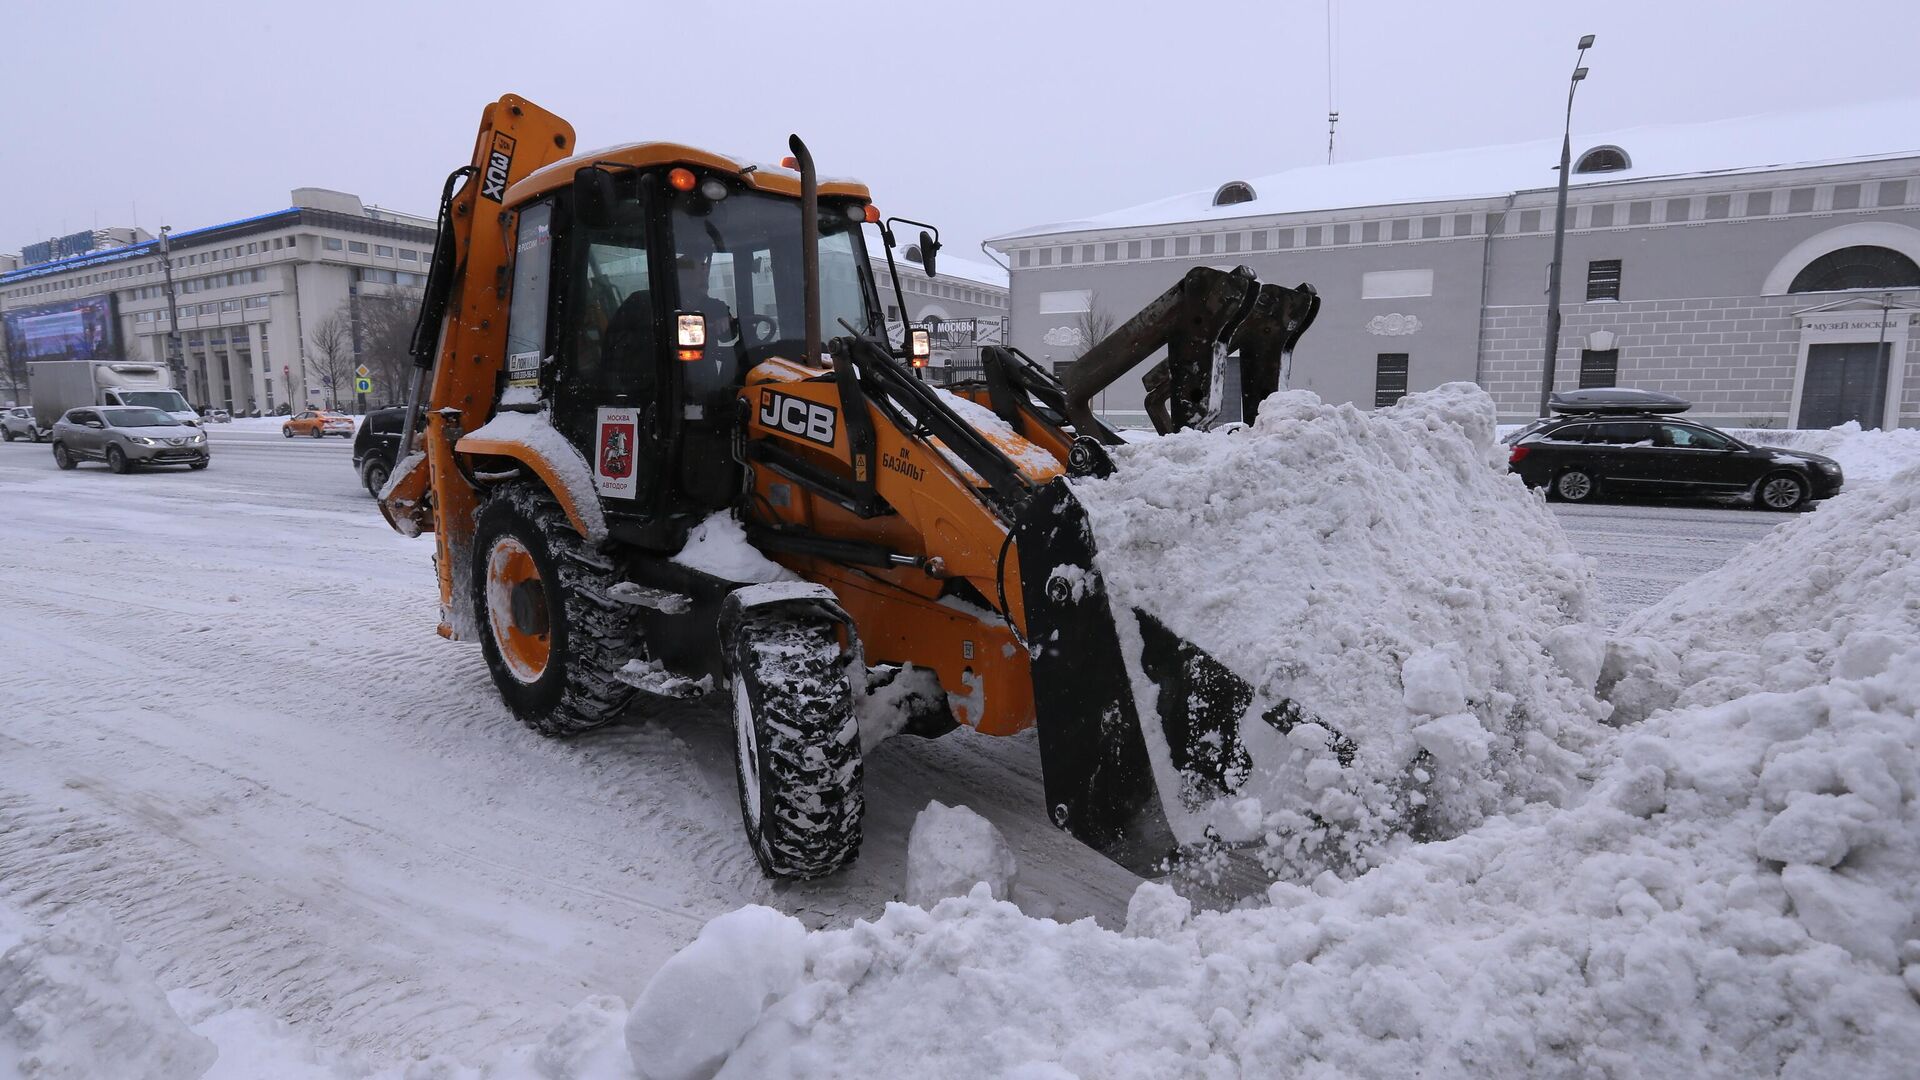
[4,0,1917,264]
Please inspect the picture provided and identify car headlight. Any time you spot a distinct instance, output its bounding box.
[191,434,206,444]
[1818,462,1840,473]
[131,437,157,446]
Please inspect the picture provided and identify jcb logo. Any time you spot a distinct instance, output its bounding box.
[759,390,836,447]
[479,132,517,203]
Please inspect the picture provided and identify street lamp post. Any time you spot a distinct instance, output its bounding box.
[1538,34,1595,417]
[157,226,188,399]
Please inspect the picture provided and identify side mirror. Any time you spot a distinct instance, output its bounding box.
[573,166,616,228]
[918,230,940,279]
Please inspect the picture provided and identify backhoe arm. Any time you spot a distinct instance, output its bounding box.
[1056,265,1319,436]
[379,94,579,637]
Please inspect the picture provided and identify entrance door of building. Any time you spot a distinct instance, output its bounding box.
[1799,342,1889,430]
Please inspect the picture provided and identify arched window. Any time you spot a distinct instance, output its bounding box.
[1574,146,1631,173]
[1788,245,1920,292]
[1212,181,1256,207]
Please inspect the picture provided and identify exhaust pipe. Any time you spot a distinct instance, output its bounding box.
[789,135,821,367]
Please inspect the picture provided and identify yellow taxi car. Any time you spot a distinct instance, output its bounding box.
[282,410,356,439]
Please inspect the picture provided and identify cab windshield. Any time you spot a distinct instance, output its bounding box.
[667,188,879,399]
[107,408,180,428]
[121,390,190,412]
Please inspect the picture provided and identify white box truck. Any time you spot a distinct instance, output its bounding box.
[27,361,199,435]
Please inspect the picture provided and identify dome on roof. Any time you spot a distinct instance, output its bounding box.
[1574,145,1631,173]
[1212,181,1257,207]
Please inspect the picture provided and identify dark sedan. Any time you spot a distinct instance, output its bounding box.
[1508,413,1842,510]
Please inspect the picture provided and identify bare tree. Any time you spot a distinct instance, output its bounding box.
[306,307,355,411]
[1075,293,1116,359]
[355,288,423,406]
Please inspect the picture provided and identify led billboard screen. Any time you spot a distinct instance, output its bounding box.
[2,294,120,362]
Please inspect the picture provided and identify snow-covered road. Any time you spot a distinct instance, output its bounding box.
[1551,500,1780,626]
[0,432,1791,1065]
[0,432,1140,1065]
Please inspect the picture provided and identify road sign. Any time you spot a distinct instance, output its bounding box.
[355,364,370,379]
[354,378,373,394]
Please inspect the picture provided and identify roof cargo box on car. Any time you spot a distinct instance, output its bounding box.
[1548,388,1691,415]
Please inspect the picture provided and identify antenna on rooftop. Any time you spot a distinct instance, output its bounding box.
[1325,0,1340,163]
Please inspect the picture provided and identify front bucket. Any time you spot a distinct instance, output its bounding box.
[1013,479,1350,878]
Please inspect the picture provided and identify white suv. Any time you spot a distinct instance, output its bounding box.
[1,406,41,442]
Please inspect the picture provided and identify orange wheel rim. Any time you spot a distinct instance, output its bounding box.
[486,537,551,683]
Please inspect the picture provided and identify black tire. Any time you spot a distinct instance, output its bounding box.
[727,610,863,879]
[1552,469,1597,503]
[2,427,12,443]
[52,443,75,470]
[362,458,391,498]
[310,427,324,439]
[106,446,131,474]
[282,427,293,438]
[1756,472,1807,512]
[471,483,643,736]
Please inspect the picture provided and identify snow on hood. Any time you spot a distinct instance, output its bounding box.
[626,466,1920,1080]
[1068,382,1608,877]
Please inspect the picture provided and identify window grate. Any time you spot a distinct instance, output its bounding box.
[1374,354,1409,408]
[1586,259,1622,301]
[1578,349,1619,389]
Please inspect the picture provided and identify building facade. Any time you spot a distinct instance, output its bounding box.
[868,245,1009,382]
[988,101,1920,430]
[2,189,434,413]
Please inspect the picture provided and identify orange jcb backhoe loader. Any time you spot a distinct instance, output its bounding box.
[379,95,1321,879]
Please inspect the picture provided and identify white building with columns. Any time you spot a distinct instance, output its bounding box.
[1,189,434,414]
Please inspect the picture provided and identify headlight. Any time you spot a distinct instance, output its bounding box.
[1819,462,1840,472]
[131,437,157,446]
[191,434,205,444]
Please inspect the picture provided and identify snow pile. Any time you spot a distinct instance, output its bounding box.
[625,906,807,1080]
[632,468,1920,1078]
[905,801,1017,905]
[1731,422,1920,491]
[1072,383,1607,878]
[670,512,797,583]
[1,906,217,1080]
[1605,462,1920,723]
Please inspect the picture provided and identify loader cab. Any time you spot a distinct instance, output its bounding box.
[505,160,887,534]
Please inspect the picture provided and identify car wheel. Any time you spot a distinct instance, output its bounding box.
[311,427,324,439]
[106,446,132,474]
[363,459,391,498]
[1756,473,1807,512]
[2,427,12,443]
[52,443,75,470]
[282,427,293,438]
[1552,469,1597,503]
